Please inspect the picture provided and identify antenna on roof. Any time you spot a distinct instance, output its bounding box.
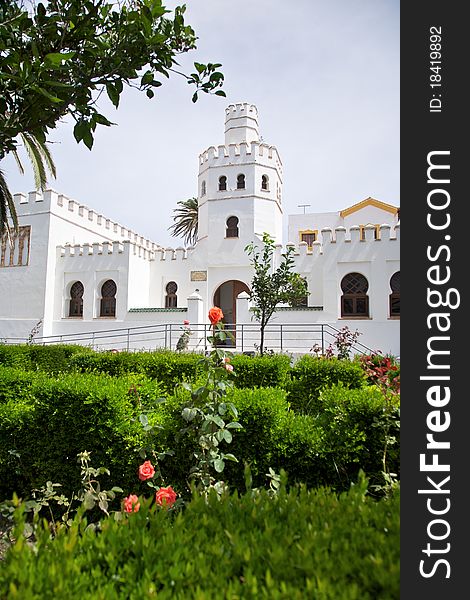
[297,204,311,214]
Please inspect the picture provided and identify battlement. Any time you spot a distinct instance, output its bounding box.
[225,102,258,120]
[198,141,282,172]
[57,240,156,261]
[156,246,190,261]
[277,223,400,258]
[14,189,162,251]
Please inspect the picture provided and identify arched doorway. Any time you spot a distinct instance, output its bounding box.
[213,280,250,346]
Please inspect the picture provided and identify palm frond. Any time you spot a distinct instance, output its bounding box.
[0,169,18,236]
[20,133,56,191]
[168,197,199,246]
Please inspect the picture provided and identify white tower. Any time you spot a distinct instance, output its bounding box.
[197,103,283,261]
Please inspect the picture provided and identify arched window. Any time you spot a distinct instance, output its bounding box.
[218,176,227,191]
[165,281,178,308]
[201,180,206,196]
[341,272,369,317]
[69,281,84,317]
[237,174,245,190]
[226,216,239,238]
[100,279,117,317]
[389,271,400,316]
[261,174,269,191]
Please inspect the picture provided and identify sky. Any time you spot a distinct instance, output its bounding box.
[4,0,400,248]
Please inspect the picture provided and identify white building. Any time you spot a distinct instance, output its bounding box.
[0,103,400,356]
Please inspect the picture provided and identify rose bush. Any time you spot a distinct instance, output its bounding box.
[155,486,177,509]
[123,494,140,513]
[138,460,155,481]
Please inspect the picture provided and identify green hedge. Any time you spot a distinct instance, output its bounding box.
[0,344,87,374]
[0,481,400,599]
[317,384,400,491]
[69,349,292,392]
[0,367,165,500]
[288,355,366,414]
[0,366,399,501]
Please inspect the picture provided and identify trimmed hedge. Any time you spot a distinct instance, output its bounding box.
[0,366,399,501]
[0,481,400,599]
[0,344,87,374]
[69,349,292,392]
[318,384,400,490]
[288,355,366,414]
[0,367,165,500]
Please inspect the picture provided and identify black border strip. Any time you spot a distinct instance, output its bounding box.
[401,3,466,597]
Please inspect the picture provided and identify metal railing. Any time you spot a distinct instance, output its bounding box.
[1,322,374,356]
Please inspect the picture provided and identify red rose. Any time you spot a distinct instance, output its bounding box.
[123,494,140,513]
[138,460,155,481]
[155,486,177,509]
[208,307,224,325]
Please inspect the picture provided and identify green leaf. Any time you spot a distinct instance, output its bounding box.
[213,459,225,473]
[226,422,243,429]
[146,89,154,98]
[83,492,95,510]
[223,453,238,462]
[106,83,120,107]
[182,407,197,422]
[139,414,149,427]
[141,70,154,85]
[194,62,205,74]
[215,90,226,97]
[223,430,232,443]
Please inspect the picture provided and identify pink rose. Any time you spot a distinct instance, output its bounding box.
[124,494,140,513]
[224,363,234,372]
[183,320,190,325]
[138,460,155,481]
[155,486,177,509]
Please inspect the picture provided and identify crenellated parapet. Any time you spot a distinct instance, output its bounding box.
[273,223,400,259]
[198,141,282,174]
[57,239,156,261]
[14,189,162,251]
[157,246,189,261]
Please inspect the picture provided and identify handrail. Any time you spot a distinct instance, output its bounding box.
[0,321,376,356]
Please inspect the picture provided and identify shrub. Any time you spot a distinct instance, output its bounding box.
[317,384,400,490]
[288,355,366,414]
[0,479,400,599]
[0,368,165,500]
[70,349,293,393]
[0,344,87,374]
[230,353,291,388]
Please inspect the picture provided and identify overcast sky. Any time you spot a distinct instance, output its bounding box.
[5,0,399,247]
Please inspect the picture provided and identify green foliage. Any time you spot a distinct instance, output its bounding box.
[69,348,292,392]
[245,232,309,355]
[0,0,225,231]
[288,355,366,414]
[0,344,88,374]
[168,196,199,246]
[231,353,291,388]
[0,367,165,500]
[317,384,400,491]
[0,479,400,599]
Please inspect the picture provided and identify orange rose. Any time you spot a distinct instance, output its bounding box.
[155,486,177,509]
[123,494,140,513]
[138,460,155,481]
[208,307,224,325]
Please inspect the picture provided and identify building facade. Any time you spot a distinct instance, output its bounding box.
[0,103,400,355]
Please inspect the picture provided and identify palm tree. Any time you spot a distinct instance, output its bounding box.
[0,134,56,235]
[168,196,199,246]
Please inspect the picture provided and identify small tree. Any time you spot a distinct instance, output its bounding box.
[245,233,308,355]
